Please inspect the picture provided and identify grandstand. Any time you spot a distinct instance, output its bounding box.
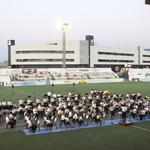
[0,68,122,86]
[128,68,150,81]
[0,75,11,86]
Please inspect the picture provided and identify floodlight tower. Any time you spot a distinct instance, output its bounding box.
[61,23,69,68]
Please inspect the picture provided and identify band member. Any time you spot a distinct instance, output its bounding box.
[5,113,16,128]
[121,104,128,123]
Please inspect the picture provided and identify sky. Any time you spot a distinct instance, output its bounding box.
[0,0,150,59]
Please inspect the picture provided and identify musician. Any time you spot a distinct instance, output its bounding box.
[121,104,128,123]
[5,113,16,128]
[109,104,115,124]
[43,115,53,130]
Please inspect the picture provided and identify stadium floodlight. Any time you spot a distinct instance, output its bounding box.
[61,22,69,69]
[145,0,150,4]
[56,20,70,68]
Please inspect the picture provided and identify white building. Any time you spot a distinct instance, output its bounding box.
[90,44,138,68]
[8,36,150,68]
[90,44,150,68]
[8,40,89,68]
[142,49,150,65]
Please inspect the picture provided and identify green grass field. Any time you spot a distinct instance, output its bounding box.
[0,82,150,150]
[0,82,150,103]
[0,121,150,150]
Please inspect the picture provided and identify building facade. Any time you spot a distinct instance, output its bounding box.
[90,44,138,68]
[9,40,89,68]
[90,44,150,68]
[142,49,150,65]
[8,36,150,68]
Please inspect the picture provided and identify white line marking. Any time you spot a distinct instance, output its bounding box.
[132,125,150,133]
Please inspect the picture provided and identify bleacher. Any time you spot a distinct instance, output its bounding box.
[0,68,122,86]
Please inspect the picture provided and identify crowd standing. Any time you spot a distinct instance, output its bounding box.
[0,90,150,133]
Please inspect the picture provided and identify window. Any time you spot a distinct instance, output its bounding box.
[98,59,134,63]
[16,59,74,62]
[98,51,134,56]
[143,55,150,58]
[143,61,150,63]
[16,50,74,54]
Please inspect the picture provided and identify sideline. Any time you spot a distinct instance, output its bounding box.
[132,125,150,133]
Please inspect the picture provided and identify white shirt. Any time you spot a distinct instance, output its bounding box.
[121,106,127,112]
[60,115,65,121]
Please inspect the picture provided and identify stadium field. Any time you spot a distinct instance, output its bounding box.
[0,81,150,150]
[0,81,150,103]
[0,121,150,150]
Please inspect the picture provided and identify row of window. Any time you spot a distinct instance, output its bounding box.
[11,64,89,68]
[98,51,134,56]
[98,59,134,63]
[144,49,150,51]
[16,59,74,62]
[143,61,150,63]
[16,50,74,54]
[143,55,150,58]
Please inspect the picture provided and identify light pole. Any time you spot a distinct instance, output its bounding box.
[11,84,14,98]
[72,82,75,92]
[51,83,54,93]
[61,23,69,68]
[33,75,36,101]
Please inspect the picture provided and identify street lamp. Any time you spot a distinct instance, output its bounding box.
[61,23,69,68]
